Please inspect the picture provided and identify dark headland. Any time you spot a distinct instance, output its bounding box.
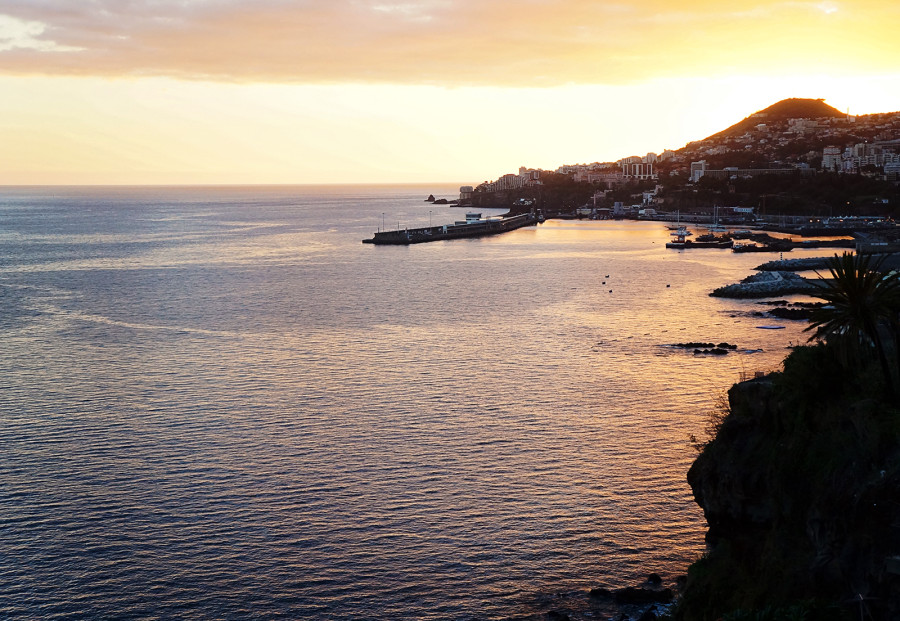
[462,99,900,620]
[681,253,900,620]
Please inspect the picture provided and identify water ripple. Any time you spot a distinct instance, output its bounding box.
[0,187,811,620]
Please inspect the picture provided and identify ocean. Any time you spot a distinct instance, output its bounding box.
[0,185,815,619]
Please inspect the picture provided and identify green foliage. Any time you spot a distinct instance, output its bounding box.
[806,252,899,344]
[775,344,848,412]
[805,252,900,398]
[689,391,730,452]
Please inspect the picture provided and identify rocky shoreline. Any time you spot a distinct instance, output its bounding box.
[677,364,900,620]
[754,256,834,272]
[710,270,821,298]
[525,576,680,621]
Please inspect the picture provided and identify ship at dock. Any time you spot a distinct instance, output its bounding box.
[363,211,542,245]
[665,226,733,249]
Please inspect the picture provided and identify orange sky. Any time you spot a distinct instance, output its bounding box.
[1,1,899,184]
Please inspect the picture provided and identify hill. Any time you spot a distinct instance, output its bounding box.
[475,97,899,216]
[701,98,846,142]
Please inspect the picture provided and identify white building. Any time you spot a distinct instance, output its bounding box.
[822,147,842,171]
[621,161,655,180]
[690,160,708,182]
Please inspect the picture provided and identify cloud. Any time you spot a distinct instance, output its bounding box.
[0,0,896,85]
[0,13,82,52]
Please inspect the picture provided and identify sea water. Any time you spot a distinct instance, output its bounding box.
[0,185,816,619]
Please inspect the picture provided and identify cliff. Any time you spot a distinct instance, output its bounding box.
[676,344,900,620]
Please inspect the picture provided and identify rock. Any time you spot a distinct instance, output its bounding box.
[647,573,662,585]
[671,342,715,349]
[767,307,814,320]
[637,608,658,621]
[613,587,674,605]
[681,354,900,619]
[694,348,729,355]
[588,587,612,599]
[755,257,833,271]
[710,270,820,298]
[547,611,570,621]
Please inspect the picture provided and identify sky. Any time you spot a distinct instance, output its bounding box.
[1,0,899,185]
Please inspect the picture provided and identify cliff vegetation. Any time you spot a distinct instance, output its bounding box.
[676,253,900,620]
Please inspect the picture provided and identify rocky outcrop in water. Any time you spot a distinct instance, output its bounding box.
[710,270,820,298]
[668,342,739,355]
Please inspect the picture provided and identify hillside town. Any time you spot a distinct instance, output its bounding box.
[463,99,900,224]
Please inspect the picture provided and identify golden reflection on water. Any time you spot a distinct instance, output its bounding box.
[1,193,824,619]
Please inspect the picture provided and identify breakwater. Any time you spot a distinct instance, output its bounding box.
[755,257,834,271]
[363,212,538,244]
[710,270,821,298]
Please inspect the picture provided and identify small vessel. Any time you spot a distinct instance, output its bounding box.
[706,205,728,232]
[665,210,683,230]
[666,226,692,248]
[666,226,733,249]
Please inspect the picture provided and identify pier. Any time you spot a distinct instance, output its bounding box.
[363,212,540,245]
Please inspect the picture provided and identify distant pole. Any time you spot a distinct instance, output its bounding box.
[382,212,385,232]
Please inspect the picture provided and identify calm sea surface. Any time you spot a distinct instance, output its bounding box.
[0,185,816,620]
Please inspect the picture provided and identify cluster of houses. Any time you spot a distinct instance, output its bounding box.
[469,108,900,199]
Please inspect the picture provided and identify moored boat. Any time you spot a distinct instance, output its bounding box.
[666,226,733,249]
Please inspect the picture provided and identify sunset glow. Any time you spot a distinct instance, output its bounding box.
[1,1,899,185]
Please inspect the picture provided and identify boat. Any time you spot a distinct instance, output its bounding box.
[363,211,541,245]
[665,210,684,230]
[666,226,733,249]
[705,205,728,233]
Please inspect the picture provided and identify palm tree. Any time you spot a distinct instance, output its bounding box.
[804,252,900,398]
